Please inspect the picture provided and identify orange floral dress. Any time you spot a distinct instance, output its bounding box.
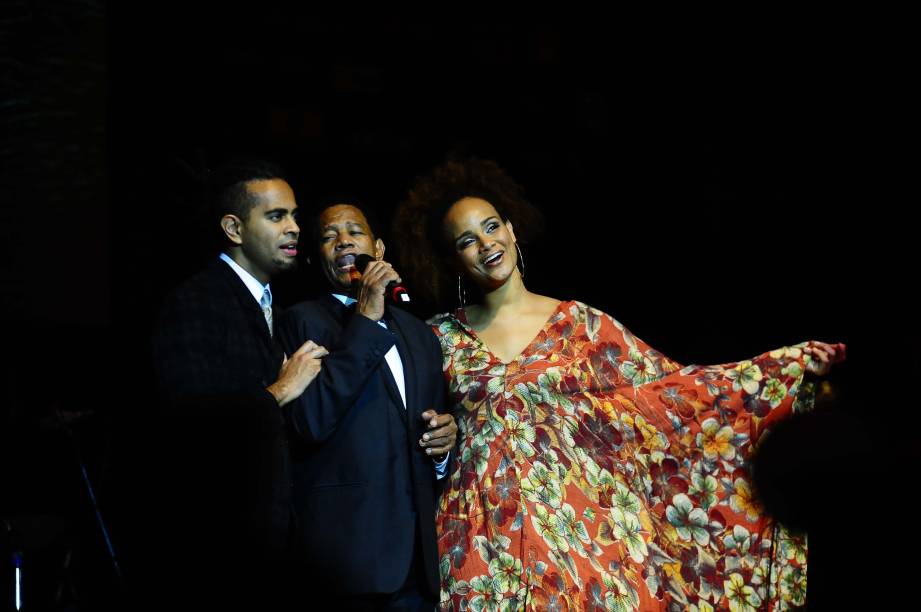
[431,301,815,611]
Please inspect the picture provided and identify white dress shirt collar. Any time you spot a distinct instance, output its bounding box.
[219,253,270,304]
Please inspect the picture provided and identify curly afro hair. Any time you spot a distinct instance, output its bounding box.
[393,157,543,309]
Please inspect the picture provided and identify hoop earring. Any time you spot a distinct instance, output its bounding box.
[515,242,525,279]
[457,275,467,309]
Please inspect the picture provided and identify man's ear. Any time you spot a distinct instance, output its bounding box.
[374,238,385,260]
[220,214,244,245]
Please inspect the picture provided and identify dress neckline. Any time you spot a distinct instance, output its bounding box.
[453,300,570,365]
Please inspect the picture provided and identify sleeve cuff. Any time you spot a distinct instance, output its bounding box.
[433,451,450,480]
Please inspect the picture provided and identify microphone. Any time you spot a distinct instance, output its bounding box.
[353,254,411,304]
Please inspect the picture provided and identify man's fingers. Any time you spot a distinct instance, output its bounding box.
[292,342,327,361]
[425,438,454,455]
[422,426,455,441]
[430,413,452,425]
[422,410,444,427]
[426,414,452,428]
[361,261,388,282]
[363,261,400,287]
[421,435,452,448]
[425,443,453,456]
[294,339,319,355]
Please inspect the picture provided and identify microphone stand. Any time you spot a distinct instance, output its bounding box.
[54,409,123,583]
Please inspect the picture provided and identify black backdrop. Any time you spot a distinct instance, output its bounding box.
[2,4,916,610]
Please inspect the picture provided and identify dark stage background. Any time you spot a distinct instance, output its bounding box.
[2,4,916,610]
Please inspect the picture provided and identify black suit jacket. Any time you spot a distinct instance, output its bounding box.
[150,259,292,604]
[277,295,446,597]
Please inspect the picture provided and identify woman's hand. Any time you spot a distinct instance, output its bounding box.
[802,341,846,376]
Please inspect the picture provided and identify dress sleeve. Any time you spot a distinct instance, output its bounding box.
[577,302,683,389]
[622,341,825,474]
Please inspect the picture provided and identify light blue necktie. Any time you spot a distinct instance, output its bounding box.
[260,287,273,337]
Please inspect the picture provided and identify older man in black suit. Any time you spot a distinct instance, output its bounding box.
[278,200,457,610]
[151,160,327,608]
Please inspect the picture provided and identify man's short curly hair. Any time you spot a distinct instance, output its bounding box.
[393,158,543,309]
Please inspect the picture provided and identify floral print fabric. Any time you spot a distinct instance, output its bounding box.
[431,301,814,611]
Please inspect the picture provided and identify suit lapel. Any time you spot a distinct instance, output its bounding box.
[324,296,408,426]
[215,260,277,357]
[386,311,418,430]
[379,356,408,426]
